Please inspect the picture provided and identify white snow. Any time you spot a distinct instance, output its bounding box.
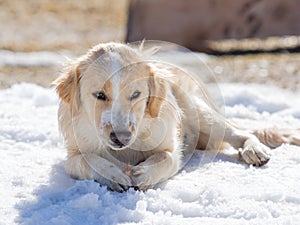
[0,51,71,67]
[1,82,300,225]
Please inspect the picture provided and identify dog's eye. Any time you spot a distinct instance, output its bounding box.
[93,92,107,101]
[130,91,141,100]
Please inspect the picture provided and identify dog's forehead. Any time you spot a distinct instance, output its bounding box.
[107,50,123,74]
[81,48,149,94]
[106,50,149,79]
[105,53,146,89]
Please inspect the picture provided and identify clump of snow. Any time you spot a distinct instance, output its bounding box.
[0,83,299,225]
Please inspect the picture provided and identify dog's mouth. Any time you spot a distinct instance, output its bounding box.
[107,131,135,150]
[108,142,128,150]
[108,140,129,150]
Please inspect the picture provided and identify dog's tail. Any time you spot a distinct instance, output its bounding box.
[252,128,300,148]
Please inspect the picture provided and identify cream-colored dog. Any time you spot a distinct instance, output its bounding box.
[55,42,299,192]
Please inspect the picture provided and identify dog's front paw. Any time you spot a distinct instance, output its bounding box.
[94,166,132,192]
[131,165,154,191]
[95,176,131,192]
[240,140,271,166]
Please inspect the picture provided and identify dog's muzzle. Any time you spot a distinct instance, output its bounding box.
[101,110,137,150]
[109,131,132,149]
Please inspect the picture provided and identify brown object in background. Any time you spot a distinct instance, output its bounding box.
[126,0,300,52]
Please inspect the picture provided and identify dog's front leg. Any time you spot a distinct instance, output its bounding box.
[131,151,180,191]
[65,153,132,192]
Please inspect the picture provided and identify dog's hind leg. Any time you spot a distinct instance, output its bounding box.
[195,104,271,166]
[222,122,271,166]
[252,128,300,148]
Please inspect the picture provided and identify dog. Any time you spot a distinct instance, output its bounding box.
[54,42,300,192]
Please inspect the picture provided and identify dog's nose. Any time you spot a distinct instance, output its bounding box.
[109,131,132,147]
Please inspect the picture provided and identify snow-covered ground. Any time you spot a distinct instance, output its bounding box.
[1,83,300,225]
[0,50,69,67]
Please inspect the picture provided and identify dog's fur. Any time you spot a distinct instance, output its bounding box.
[55,42,300,192]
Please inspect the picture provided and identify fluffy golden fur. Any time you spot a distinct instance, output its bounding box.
[54,42,300,192]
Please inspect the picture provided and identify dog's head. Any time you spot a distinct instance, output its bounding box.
[55,43,167,150]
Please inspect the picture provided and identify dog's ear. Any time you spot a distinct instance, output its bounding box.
[54,62,81,109]
[147,65,167,118]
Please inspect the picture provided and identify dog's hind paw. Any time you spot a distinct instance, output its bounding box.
[239,139,271,167]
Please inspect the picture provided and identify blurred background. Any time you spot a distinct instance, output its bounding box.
[0,0,299,90]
